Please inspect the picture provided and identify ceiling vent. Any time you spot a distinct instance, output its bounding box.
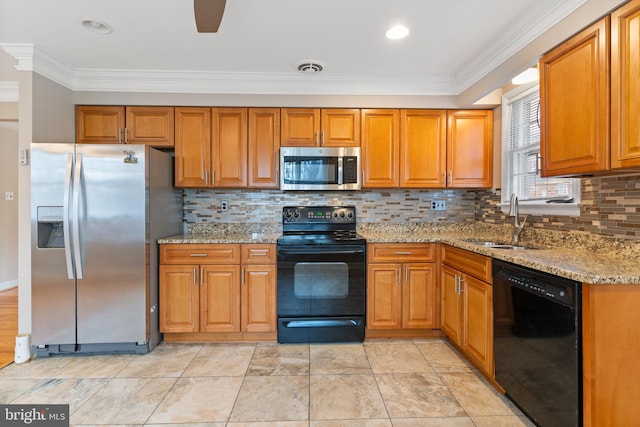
[296,60,325,73]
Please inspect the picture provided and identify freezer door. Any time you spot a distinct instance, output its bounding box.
[75,144,147,344]
[31,143,77,346]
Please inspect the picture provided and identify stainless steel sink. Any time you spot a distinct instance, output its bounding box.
[465,240,537,250]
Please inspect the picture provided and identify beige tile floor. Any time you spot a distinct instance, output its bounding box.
[0,338,534,426]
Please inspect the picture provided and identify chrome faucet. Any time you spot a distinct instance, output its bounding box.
[509,194,528,245]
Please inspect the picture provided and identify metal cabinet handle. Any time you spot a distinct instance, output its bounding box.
[314,131,319,145]
[241,267,245,286]
[395,251,412,255]
[124,127,129,144]
[449,171,453,185]
[200,267,204,286]
[189,253,208,257]
[118,128,123,144]
[193,267,197,286]
[404,265,409,285]
[321,130,325,145]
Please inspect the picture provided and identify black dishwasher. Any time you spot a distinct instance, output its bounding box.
[493,259,581,427]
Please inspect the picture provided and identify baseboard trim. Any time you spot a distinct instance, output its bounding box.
[0,280,18,292]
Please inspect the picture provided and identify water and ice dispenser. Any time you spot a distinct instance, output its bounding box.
[37,206,65,248]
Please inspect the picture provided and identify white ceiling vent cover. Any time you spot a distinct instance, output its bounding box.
[296,60,325,73]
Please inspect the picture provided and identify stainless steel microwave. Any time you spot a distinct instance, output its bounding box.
[280,147,361,191]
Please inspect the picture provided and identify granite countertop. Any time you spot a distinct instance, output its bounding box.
[159,232,280,244]
[158,222,640,285]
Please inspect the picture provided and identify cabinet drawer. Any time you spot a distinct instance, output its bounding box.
[367,243,436,263]
[241,244,276,264]
[160,244,240,264]
[441,245,492,283]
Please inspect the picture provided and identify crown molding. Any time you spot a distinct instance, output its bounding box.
[71,68,459,96]
[0,82,19,102]
[455,0,587,92]
[1,42,460,96]
[1,43,76,89]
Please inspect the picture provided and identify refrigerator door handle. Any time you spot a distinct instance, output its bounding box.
[63,153,75,279]
[72,153,84,279]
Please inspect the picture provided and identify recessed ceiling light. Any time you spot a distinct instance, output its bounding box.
[512,67,539,85]
[80,19,113,34]
[386,25,409,40]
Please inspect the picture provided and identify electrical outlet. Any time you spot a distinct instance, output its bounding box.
[221,200,229,211]
[431,200,446,211]
[5,192,14,201]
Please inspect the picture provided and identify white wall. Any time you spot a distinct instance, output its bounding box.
[0,124,18,290]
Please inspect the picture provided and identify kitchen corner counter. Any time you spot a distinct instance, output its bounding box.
[359,222,640,285]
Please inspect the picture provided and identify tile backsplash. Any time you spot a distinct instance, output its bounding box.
[183,174,640,240]
[183,188,479,225]
[477,174,640,240]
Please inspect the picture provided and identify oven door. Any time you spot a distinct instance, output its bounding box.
[277,244,366,318]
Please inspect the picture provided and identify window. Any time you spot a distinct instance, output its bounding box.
[501,84,580,215]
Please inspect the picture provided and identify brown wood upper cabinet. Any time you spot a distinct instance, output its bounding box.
[539,17,610,176]
[281,108,360,146]
[540,0,640,176]
[361,109,400,187]
[76,105,174,147]
[175,107,280,189]
[446,110,493,188]
[401,110,447,187]
[175,107,211,188]
[611,0,640,170]
[362,109,492,188]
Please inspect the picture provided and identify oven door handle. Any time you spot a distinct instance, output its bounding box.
[278,247,365,256]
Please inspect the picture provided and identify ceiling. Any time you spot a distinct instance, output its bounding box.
[0,0,591,98]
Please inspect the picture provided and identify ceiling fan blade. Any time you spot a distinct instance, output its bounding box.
[194,0,226,33]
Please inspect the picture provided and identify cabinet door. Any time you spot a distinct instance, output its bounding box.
[462,274,493,376]
[540,18,610,176]
[125,106,175,147]
[402,263,437,329]
[200,265,241,332]
[242,265,276,332]
[440,265,461,344]
[281,108,320,146]
[446,110,493,188]
[321,109,360,146]
[248,108,280,188]
[212,108,248,187]
[611,1,640,169]
[367,263,402,329]
[159,265,199,333]
[76,106,125,144]
[175,107,211,187]
[400,109,447,187]
[361,109,400,187]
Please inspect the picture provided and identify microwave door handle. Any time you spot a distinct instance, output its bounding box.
[337,156,343,185]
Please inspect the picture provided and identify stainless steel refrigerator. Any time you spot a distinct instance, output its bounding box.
[31,143,182,356]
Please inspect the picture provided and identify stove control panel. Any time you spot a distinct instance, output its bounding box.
[283,206,356,224]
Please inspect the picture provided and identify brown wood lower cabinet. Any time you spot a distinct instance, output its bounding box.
[440,245,493,377]
[582,283,640,427]
[159,243,276,340]
[366,243,440,337]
